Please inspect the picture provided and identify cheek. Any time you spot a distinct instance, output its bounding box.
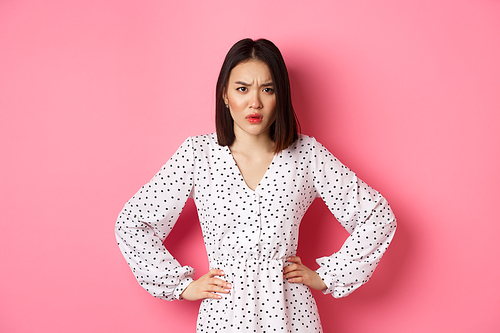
[270,111,277,123]
[269,95,277,108]
[228,93,245,110]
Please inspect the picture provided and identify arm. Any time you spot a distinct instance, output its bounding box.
[115,137,196,301]
[310,138,397,298]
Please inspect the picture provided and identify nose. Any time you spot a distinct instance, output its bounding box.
[249,91,263,109]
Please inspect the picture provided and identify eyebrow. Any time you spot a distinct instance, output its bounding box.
[234,81,274,87]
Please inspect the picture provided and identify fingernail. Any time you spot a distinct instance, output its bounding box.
[226,283,232,288]
[224,288,230,293]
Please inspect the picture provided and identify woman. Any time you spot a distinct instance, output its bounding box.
[115,38,396,332]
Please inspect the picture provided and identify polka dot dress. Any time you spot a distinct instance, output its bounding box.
[115,133,397,332]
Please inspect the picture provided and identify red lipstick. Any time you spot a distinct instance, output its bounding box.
[246,113,263,123]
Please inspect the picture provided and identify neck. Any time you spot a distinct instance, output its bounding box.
[230,128,274,154]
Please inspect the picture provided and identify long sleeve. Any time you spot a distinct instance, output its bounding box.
[115,137,196,301]
[309,138,397,298]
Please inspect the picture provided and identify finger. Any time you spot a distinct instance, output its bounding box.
[203,291,223,299]
[283,270,302,280]
[209,278,232,289]
[287,256,302,264]
[286,276,304,284]
[282,263,299,274]
[207,269,225,277]
[205,283,231,294]
[201,268,226,279]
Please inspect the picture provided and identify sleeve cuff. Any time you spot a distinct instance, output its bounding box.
[173,276,194,300]
[315,265,338,295]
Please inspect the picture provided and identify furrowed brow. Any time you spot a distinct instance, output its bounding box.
[233,81,274,87]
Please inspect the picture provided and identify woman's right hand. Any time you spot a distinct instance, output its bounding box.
[180,269,231,301]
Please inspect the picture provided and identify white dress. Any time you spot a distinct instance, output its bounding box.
[115,133,396,332]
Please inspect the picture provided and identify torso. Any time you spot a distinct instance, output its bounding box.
[229,147,275,191]
[190,133,323,332]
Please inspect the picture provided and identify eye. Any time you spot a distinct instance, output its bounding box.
[236,87,247,92]
[263,87,274,93]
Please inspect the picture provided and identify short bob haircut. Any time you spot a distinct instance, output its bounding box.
[215,38,300,153]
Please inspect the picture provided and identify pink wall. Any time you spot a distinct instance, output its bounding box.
[1,0,499,332]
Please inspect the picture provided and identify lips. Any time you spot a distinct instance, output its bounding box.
[245,113,263,123]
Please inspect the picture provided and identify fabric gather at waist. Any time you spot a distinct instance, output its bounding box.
[210,256,292,269]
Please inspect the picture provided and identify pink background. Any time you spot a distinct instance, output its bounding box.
[1,0,499,332]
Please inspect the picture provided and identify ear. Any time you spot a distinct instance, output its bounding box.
[222,88,228,104]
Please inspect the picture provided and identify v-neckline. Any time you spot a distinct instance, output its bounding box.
[225,146,277,193]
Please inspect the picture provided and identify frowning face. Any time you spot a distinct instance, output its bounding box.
[224,60,277,140]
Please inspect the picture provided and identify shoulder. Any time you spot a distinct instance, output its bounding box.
[184,133,227,159]
[285,134,322,152]
[289,134,341,164]
[189,133,217,145]
[181,133,219,151]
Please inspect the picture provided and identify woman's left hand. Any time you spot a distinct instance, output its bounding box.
[283,256,327,291]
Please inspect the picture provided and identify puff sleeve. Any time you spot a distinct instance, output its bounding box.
[310,138,397,298]
[115,137,196,301]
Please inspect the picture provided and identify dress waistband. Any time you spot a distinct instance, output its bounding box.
[210,256,293,268]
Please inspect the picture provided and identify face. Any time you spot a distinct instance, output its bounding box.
[223,60,277,140]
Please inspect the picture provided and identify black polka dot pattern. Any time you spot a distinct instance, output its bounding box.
[115,133,397,332]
